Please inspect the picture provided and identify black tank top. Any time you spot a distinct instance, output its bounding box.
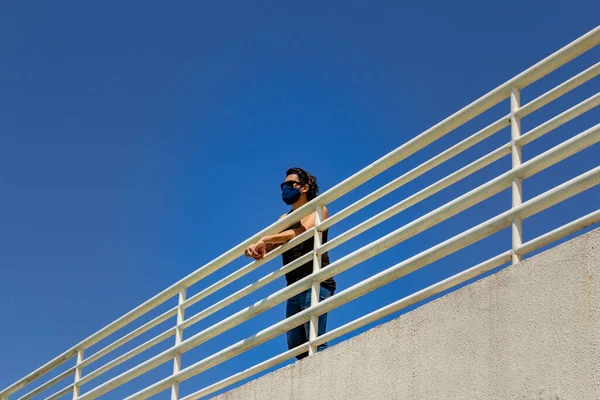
[282,219,336,290]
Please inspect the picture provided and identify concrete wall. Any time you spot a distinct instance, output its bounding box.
[213,229,600,400]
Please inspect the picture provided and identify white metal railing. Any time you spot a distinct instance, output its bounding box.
[2,26,599,400]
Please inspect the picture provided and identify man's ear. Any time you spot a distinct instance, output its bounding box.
[300,184,309,194]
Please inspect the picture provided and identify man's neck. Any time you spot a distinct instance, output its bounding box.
[291,197,308,211]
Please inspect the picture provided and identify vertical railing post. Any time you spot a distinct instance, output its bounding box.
[510,87,523,264]
[72,348,84,399]
[171,288,186,400]
[1,393,8,400]
[308,205,324,356]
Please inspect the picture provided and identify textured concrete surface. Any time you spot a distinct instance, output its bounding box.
[212,228,600,400]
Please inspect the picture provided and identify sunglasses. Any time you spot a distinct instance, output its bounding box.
[280,180,303,190]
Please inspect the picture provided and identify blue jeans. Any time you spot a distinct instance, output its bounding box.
[286,285,335,360]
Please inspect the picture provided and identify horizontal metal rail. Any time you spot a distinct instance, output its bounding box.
[315,251,512,346]
[16,368,75,400]
[80,307,178,369]
[516,209,600,255]
[1,353,75,399]
[515,61,600,118]
[517,92,600,146]
[180,229,315,311]
[77,327,176,387]
[43,384,73,400]
[320,96,599,254]
[180,344,310,400]
[319,115,511,232]
[320,142,512,254]
[2,25,599,400]
[181,252,313,330]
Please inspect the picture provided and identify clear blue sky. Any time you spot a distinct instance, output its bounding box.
[1,1,598,399]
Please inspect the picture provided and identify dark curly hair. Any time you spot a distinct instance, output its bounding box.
[286,167,319,201]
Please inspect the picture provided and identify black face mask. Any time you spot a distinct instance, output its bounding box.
[281,185,301,205]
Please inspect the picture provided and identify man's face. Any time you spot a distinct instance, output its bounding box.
[284,174,308,196]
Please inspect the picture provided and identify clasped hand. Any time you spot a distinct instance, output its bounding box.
[245,239,267,260]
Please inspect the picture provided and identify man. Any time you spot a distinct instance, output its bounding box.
[245,167,336,359]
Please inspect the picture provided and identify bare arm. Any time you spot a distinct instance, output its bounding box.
[261,206,329,245]
[264,214,288,252]
[244,214,288,259]
[245,207,329,260]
